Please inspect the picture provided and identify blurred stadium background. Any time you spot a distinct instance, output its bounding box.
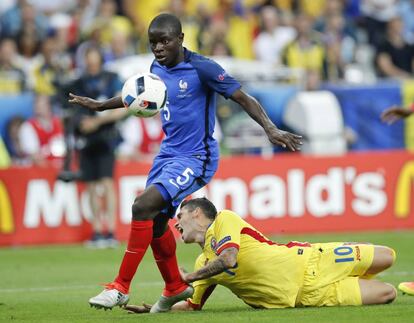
[0,1,414,251]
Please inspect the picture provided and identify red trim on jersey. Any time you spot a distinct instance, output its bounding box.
[187,284,217,310]
[240,227,311,248]
[410,103,414,111]
[187,299,201,310]
[216,242,240,255]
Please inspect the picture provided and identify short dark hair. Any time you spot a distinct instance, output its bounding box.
[180,197,217,220]
[148,13,182,36]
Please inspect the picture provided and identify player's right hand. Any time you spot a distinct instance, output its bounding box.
[68,93,102,111]
[122,303,152,314]
[381,105,413,124]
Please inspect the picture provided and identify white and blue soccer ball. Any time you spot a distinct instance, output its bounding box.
[121,72,167,118]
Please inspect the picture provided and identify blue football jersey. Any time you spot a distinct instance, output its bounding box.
[150,48,241,158]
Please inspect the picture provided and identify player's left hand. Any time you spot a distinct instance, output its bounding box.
[122,303,152,314]
[179,267,191,284]
[266,127,302,151]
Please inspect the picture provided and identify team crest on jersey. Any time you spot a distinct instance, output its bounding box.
[217,72,227,81]
[179,79,188,92]
[177,79,191,98]
[210,237,217,251]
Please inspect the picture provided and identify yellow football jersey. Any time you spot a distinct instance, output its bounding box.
[188,210,313,309]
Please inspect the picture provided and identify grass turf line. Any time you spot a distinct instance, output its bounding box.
[1,231,414,323]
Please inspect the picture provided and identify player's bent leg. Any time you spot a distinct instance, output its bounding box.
[359,279,397,305]
[131,185,169,221]
[363,246,396,277]
[150,213,193,313]
[89,186,167,310]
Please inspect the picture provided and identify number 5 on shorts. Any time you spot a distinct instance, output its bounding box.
[334,246,354,263]
[169,168,195,188]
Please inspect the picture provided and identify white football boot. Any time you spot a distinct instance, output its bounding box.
[150,285,194,313]
[89,283,129,310]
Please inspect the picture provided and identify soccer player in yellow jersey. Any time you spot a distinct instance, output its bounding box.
[125,198,397,313]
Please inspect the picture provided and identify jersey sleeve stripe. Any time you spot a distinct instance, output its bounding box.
[240,227,311,248]
[216,242,240,255]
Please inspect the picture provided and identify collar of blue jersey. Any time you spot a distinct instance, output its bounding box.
[183,47,192,62]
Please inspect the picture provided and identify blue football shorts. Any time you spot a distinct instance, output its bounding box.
[146,154,219,217]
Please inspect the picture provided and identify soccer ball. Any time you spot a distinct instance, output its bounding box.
[121,72,167,118]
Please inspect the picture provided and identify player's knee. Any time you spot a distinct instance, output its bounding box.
[131,199,155,221]
[382,284,397,304]
[374,246,396,271]
[382,247,396,269]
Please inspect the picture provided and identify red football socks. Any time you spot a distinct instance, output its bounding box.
[151,227,188,296]
[114,220,153,293]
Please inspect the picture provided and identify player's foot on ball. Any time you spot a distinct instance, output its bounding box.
[88,283,129,309]
[398,282,414,295]
[150,285,194,313]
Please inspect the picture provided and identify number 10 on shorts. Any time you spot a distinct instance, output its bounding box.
[334,246,354,263]
[169,168,195,188]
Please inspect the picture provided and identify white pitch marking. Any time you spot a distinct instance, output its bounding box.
[0,281,163,293]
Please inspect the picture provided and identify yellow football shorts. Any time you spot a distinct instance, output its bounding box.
[297,242,375,307]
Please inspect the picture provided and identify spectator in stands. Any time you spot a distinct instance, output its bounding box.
[4,116,27,165]
[209,39,232,57]
[0,0,48,39]
[75,0,101,36]
[398,0,414,44]
[15,25,42,89]
[168,0,201,52]
[27,0,76,16]
[70,46,127,248]
[18,94,65,167]
[0,37,26,94]
[0,136,11,169]
[282,12,325,84]
[33,36,71,97]
[210,1,256,59]
[117,114,164,163]
[93,0,133,49]
[201,18,229,56]
[360,0,398,47]
[253,6,296,65]
[75,20,104,70]
[322,13,356,81]
[376,17,414,79]
[314,0,356,40]
[103,30,134,64]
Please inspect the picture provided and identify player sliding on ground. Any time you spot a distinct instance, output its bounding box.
[381,104,414,296]
[68,13,302,313]
[125,197,397,313]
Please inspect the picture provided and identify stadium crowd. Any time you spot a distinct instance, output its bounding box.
[0,0,414,168]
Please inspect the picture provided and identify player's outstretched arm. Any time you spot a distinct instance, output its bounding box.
[68,93,124,112]
[381,105,414,124]
[230,89,302,151]
[180,247,238,283]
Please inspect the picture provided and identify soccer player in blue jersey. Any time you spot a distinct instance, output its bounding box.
[69,13,302,313]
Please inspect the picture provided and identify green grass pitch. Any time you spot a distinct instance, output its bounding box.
[1,231,414,323]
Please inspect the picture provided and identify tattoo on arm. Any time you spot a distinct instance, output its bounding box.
[187,248,238,282]
[189,258,227,281]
